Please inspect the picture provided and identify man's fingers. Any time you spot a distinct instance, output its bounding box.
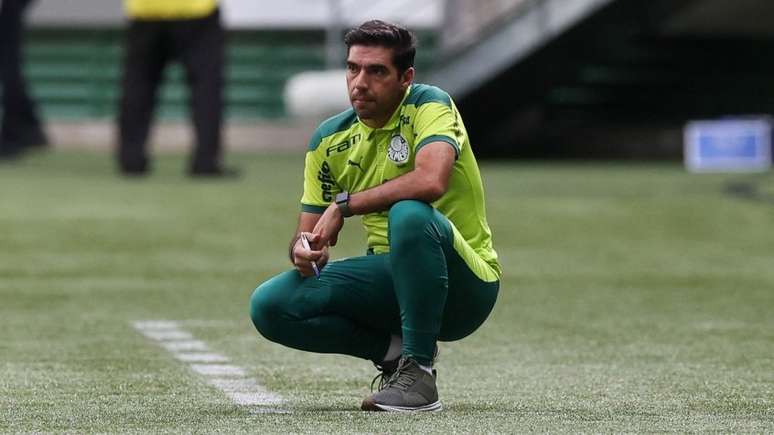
[292,256,316,276]
[306,232,320,243]
[304,231,330,250]
[309,224,322,238]
[311,233,331,250]
[295,264,315,277]
[295,235,324,259]
[301,249,324,261]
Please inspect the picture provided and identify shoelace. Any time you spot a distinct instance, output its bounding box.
[369,361,395,392]
[370,371,391,392]
[370,350,437,392]
[381,358,419,392]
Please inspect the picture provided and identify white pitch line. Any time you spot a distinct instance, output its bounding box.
[207,377,261,392]
[132,320,286,412]
[227,392,285,406]
[161,340,210,352]
[173,352,230,363]
[206,378,283,404]
[140,330,194,341]
[190,364,246,377]
[133,320,180,330]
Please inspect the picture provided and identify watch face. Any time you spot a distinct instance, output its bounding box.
[336,192,348,204]
[387,134,410,164]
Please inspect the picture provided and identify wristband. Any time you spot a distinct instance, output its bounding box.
[335,191,353,218]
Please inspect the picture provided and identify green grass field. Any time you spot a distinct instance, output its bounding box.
[1,151,773,433]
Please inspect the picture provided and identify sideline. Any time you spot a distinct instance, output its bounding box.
[132,320,287,414]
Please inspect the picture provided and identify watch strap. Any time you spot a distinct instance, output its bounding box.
[336,191,353,218]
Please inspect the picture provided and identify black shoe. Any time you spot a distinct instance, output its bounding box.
[119,161,149,176]
[188,165,240,178]
[362,356,442,412]
[0,141,25,161]
[19,127,49,149]
[120,167,149,177]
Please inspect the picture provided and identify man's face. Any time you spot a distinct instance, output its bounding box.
[346,45,414,128]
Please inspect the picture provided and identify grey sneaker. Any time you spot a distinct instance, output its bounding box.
[370,358,400,393]
[361,356,442,412]
[370,345,439,392]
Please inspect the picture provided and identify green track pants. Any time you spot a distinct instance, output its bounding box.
[250,200,499,366]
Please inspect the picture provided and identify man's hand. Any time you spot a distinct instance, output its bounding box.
[292,232,329,277]
[312,203,345,247]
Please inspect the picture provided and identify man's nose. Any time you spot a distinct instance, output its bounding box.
[351,70,368,90]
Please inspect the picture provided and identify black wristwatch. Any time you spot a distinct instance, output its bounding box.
[335,191,353,218]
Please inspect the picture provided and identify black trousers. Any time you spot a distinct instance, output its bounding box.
[0,0,43,149]
[118,9,224,172]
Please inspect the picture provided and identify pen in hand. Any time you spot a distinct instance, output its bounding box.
[299,233,320,279]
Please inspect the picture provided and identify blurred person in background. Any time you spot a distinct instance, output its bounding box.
[117,0,235,177]
[0,0,48,160]
[249,20,501,412]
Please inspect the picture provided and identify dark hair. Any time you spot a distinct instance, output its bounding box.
[344,20,417,74]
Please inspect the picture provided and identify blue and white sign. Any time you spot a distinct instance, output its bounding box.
[684,118,772,172]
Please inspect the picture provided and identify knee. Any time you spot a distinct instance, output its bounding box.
[388,200,439,246]
[388,200,433,235]
[249,279,287,342]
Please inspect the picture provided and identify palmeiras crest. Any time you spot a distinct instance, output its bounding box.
[387,134,410,164]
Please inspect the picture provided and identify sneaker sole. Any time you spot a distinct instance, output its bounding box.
[364,400,442,412]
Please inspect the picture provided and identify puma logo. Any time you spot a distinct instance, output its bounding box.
[347,158,365,172]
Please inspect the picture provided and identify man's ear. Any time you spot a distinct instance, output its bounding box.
[400,67,415,89]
